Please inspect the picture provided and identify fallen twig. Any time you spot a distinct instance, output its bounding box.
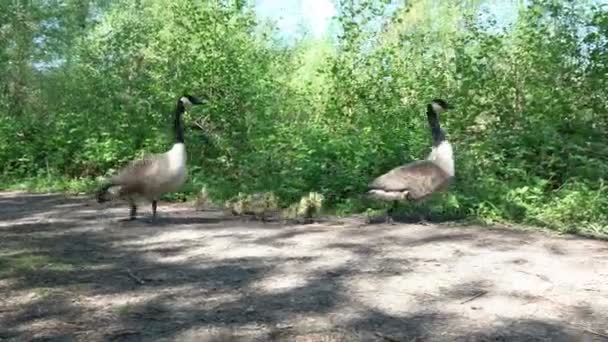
[109,329,139,341]
[586,329,608,339]
[375,332,402,342]
[460,290,487,304]
[126,268,145,285]
[577,327,608,340]
[516,270,551,282]
[409,337,426,342]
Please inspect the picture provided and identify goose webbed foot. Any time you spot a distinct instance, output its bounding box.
[152,200,157,219]
[119,204,138,222]
[417,214,430,225]
[140,200,159,224]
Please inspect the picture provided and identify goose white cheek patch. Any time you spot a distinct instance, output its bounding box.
[431,102,445,114]
[180,97,192,107]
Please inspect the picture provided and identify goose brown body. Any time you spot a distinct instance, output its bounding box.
[368,159,451,201]
[101,143,187,202]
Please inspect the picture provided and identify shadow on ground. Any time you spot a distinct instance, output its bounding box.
[0,192,606,342]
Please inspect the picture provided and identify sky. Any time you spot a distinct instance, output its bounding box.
[254,0,522,42]
[254,0,608,43]
[255,0,337,39]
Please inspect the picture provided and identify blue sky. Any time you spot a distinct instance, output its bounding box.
[255,0,337,39]
[254,0,608,42]
[254,0,522,41]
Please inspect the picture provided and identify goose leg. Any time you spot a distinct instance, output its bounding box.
[386,201,397,225]
[130,204,137,220]
[416,203,430,225]
[152,200,158,220]
[386,215,394,225]
[119,203,137,221]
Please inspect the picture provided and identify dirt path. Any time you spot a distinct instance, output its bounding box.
[0,191,607,342]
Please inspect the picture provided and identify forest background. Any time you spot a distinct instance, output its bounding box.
[0,0,606,235]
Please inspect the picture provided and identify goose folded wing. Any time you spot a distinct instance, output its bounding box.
[368,160,451,199]
[110,155,161,184]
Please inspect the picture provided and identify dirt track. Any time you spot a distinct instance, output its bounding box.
[0,191,607,342]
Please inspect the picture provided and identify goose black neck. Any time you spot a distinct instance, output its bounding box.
[427,104,445,146]
[174,101,185,144]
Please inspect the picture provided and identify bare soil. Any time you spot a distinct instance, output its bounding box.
[0,191,607,342]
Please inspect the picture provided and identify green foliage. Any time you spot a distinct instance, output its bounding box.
[0,0,606,235]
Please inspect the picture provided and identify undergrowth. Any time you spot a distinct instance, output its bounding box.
[1,1,607,237]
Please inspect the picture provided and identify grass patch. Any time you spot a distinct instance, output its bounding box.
[0,175,99,195]
[0,253,75,278]
[1,173,606,239]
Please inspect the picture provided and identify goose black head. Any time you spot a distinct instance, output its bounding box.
[430,99,452,114]
[179,94,204,108]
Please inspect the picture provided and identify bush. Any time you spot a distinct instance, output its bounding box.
[0,0,606,235]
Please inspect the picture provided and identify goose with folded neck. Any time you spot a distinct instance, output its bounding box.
[96,94,204,221]
[367,98,455,224]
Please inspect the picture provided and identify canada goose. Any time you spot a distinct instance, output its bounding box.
[367,98,454,224]
[96,94,204,221]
